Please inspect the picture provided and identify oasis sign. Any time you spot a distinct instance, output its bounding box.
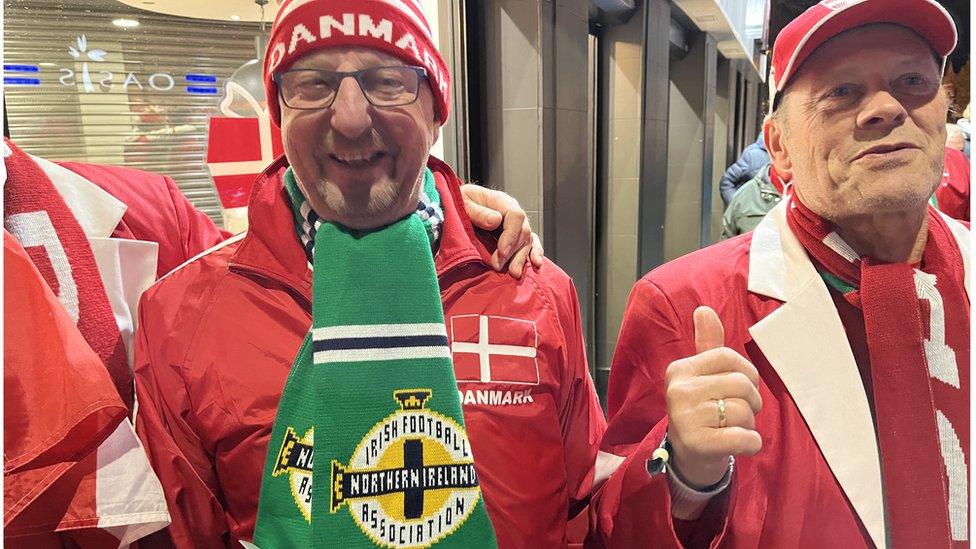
[3,35,219,95]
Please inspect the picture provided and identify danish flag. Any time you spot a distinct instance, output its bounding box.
[206,83,284,209]
[206,112,283,208]
[450,315,539,385]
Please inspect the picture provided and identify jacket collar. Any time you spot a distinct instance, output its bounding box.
[747,199,886,549]
[749,200,971,300]
[940,210,971,295]
[746,200,970,549]
[747,199,804,302]
[28,154,126,239]
[229,155,492,304]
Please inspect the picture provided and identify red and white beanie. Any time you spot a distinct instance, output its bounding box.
[769,0,957,112]
[263,0,452,126]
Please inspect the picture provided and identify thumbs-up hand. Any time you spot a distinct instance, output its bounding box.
[664,306,763,489]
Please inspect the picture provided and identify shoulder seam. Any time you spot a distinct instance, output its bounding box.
[156,231,246,283]
[521,267,571,374]
[642,278,682,328]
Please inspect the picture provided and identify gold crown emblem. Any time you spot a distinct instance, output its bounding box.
[394,389,432,410]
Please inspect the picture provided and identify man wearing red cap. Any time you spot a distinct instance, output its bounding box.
[133,1,605,547]
[590,1,969,547]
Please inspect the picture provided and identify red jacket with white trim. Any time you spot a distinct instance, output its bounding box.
[589,202,970,548]
[59,161,231,277]
[132,156,606,548]
[4,159,228,547]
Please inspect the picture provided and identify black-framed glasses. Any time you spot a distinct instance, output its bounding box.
[273,66,428,110]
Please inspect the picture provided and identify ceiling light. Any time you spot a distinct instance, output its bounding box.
[231,15,241,21]
[112,18,140,28]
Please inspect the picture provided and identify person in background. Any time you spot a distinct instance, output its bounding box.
[721,163,790,238]
[719,134,770,206]
[933,144,970,221]
[946,122,966,152]
[2,137,224,546]
[956,103,971,158]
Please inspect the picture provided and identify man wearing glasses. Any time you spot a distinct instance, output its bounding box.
[133,1,605,547]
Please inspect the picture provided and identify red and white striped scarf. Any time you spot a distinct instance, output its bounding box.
[787,193,970,547]
[3,139,131,409]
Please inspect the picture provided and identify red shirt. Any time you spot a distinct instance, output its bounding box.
[58,162,231,277]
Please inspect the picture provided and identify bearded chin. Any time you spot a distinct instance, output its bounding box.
[311,170,424,227]
[315,178,393,215]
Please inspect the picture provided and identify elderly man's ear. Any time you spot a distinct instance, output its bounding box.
[430,119,441,145]
[764,115,793,181]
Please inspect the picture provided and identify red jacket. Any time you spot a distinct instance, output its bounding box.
[133,156,606,548]
[58,161,231,278]
[4,157,227,547]
[935,148,970,222]
[590,202,970,548]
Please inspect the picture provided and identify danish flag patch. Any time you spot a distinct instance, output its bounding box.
[449,315,539,385]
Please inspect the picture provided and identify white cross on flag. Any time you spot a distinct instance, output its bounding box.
[450,314,539,385]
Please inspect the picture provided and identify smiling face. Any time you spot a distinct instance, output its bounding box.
[765,24,948,223]
[279,46,440,230]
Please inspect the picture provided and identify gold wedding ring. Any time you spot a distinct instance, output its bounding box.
[717,398,727,428]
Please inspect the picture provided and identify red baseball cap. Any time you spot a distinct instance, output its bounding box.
[769,0,958,111]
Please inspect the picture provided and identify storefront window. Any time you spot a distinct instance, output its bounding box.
[4,0,270,224]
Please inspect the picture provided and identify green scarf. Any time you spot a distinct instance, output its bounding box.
[251,168,497,548]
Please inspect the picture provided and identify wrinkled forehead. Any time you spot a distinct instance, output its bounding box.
[290,46,408,71]
[793,23,940,83]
